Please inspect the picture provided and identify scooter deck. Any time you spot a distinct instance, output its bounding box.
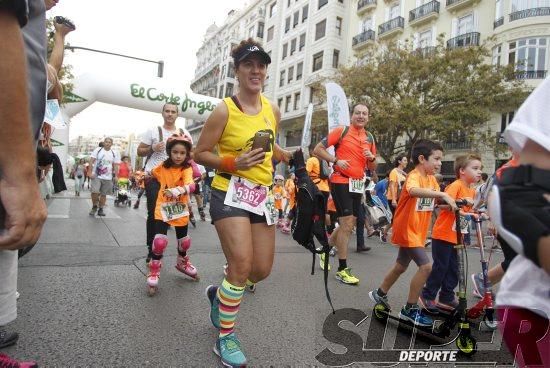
[373,306,453,340]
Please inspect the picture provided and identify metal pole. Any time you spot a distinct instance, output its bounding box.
[66,45,164,77]
[157,61,164,78]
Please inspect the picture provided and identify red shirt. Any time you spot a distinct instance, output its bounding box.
[118,162,130,179]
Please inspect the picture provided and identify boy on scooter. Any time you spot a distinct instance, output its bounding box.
[419,154,482,314]
[369,139,458,327]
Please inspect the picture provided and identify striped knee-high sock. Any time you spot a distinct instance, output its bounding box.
[217,278,245,337]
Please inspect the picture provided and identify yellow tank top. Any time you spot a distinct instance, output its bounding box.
[212,95,277,191]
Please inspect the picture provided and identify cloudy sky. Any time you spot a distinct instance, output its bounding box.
[49,0,245,139]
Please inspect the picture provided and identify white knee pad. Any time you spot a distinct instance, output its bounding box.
[177,236,191,253]
[152,234,168,256]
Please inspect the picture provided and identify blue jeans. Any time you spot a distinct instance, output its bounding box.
[422,239,458,303]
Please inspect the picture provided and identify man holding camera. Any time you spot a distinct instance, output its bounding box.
[89,137,120,217]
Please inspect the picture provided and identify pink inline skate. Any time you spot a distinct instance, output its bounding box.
[174,236,199,280]
[146,235,168,296]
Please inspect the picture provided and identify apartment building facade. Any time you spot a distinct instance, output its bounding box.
[350,0,550,173]
[191,0,550,174]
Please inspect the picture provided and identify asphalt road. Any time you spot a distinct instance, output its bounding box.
[3,186,514,367]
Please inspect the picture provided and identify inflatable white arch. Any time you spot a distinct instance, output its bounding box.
[56,74,221,171]
[63,73,221,120]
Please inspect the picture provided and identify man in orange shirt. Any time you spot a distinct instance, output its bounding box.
[368,139,457,327]
[419,154,482,314]
[313,103,377,285]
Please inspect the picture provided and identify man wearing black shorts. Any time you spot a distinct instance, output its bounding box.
[314,103,377,285]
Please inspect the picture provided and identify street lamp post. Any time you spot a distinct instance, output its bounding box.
[66,45,165,78]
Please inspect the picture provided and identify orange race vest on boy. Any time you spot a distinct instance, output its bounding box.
[432,179,475,244]
[325,125,376,184]
[391,168,440,247]
[151,165,194,227]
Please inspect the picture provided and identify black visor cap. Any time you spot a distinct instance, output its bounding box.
[235,44,271,65]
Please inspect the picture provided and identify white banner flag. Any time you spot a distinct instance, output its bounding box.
[300,103,314,149]
[325,83,350,156]
[325,82,350,131]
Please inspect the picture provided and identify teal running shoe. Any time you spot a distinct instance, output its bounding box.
[205,285,220,329]
[214,333,247,367]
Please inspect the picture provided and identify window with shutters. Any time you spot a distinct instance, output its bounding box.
[290,38,297,55]
[269,2,277,17]
[280,70,286,87]
[296,62,303,80]
[282,43,288,59]
[267,26,274,42]
[285,17,291,33]
[299,33,306,51]
[302,4,309,21]
[312,51,323,72]
[288,66,294,83]
[285,95,292,112]
[492,44,502,66]
[315,19,327,40]
[457,14,473,35]
[257,22,265,38]
[332,49,340,68]
[336,17,343,36]
[293,11,299,27]
[419,29,432,48]
[294,92,301,110]
[389,2,400,19]
[225,83,234,97]
[319,0,328,9]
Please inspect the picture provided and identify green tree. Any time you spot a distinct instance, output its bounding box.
[334,37,529,166]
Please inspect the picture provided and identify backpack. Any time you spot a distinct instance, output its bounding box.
[334,126,375,150]
[317,157,330,180]
[290,149,335,313]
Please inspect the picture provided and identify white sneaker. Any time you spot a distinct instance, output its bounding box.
[15,291,20,300]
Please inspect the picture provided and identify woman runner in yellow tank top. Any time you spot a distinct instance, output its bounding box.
[194,39,292,367]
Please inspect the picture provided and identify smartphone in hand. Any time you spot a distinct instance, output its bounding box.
[251,131,271,152]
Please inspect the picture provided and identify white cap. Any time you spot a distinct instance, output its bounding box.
[504,77,550,152]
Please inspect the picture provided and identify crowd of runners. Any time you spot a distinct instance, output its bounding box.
[95,39,545,367]
[1,3,548,364]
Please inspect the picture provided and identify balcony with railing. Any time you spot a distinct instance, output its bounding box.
[446,0,474,11]
[357,0,377,15]
[409,0,440,26]
[510,7,550,21]
[446,32,480,49]
[413,46,436,57]
[515,70,548,79]
[378,16,404,38]
[494,17,504,28]
[352,29,376,50]
[443,139,471,150]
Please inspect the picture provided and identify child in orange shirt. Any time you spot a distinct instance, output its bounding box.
[281,173,296,233]
[419,154,482,313]
[369,139,457,327]
[273,174,286,227]
[147,134,199,294]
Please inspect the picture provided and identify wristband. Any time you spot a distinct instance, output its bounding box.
[220,156,237,173]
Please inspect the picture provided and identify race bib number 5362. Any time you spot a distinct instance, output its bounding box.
[224,176,268,216]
